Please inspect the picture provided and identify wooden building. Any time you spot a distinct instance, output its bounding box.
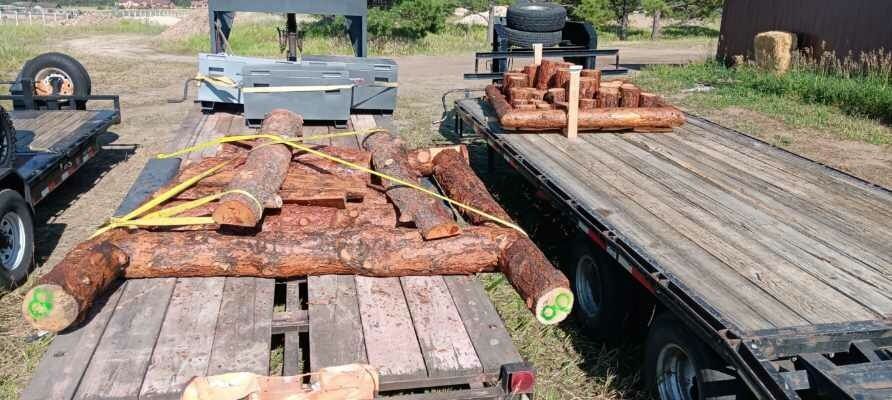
[718,0,892,60]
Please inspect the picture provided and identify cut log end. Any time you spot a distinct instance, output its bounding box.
[212,199,260,227]
[534,286,574,325]
[22,284,81,333]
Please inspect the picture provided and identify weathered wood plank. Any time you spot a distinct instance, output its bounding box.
[572,133,879,322]
[74,278,177,399]
[443,275,523,374]
[329,120,360,149]
[401,276,482,378]
[351,114,379,144]
[619,133,892,314]
[308,275,367,370]
[354,277,427,379]
[283,279,303,376]
[503,133,784,330]
[21,283,125,400]
[207,278,274,375]
[138,278,225,400]
[170,107,208,156]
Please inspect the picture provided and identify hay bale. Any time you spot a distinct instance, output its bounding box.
[754,31,798,73]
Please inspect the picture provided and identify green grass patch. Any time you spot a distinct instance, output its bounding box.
[597,23,719,42]
[158,22,488,57]
[634,62,892,145]
[0,21,164,78]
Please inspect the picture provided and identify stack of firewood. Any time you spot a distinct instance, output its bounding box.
[487,59,686,131]
[22,109,572,333]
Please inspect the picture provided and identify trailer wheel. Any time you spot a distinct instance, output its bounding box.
[645,313,736,400]
[568,237,633,340]
[0,107,16,169]
[503,27,563,48]
[15,53,92,110]
[0,190,34,287]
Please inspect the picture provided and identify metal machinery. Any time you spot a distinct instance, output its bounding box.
[465,16,627,81]
[198,0,398,126]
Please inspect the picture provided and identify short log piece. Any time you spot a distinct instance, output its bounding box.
[621,84,641,108]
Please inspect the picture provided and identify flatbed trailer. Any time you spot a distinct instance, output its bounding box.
[21,107,530,400]
[454,98,892,400]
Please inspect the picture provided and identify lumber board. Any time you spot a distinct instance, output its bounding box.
[401,276,482,378]
[564,133,879,323]
[74,278,177,399]
[355,277,427,379]
[139,278,225,400]
[307,275,368,370]
[443,276,523,374]
[20,284,125,400]
[283,279,303,376]
[207,278,274,375]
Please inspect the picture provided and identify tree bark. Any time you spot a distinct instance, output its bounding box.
[639,92,661,107]
[503,73,529,96]
[544,88,566,103]
[621,83,642,108]
[552,68,571,91]
[578,107,686,129]
[361,131,461,240]
[260,204,397,232]
[598,87,621,108]
[432,149,572,324]
[534,59,560,90]
[579,98,597,110]
[651,9,662,40]
[579,77,599,99]
[22,234,129,332]
[213,109,302,227]
[521,65,538,87]
[407,144,469,176]
[508,87,532,103]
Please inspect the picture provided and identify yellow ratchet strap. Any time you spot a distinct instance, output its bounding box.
[194,73,239,88]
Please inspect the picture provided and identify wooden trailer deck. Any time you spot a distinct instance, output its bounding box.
[22,108,523,400]
[456,98,892,335]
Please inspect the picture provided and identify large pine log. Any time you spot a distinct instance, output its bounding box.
[598,87,621,108]
[521,65,538,86]
[261,204,397,232]
[213,109,302,227]
[22,235,128,332]
[432,150,572,324]
[23,222,572,332]
[534,59,560,90]
[361,131,460,240]
[579,77,599,99]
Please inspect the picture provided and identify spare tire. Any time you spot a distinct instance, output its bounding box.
[504,27,563,48]
[14,52,92,110]
[507,2,567,33]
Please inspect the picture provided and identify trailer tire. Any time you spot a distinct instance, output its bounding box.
[645,313,737,400]
[506,2,567,32]
[0,107,16,169]
[0,190,34,288]
[15,52,92,110]
[503,27,563,48]
[568,237,634,341]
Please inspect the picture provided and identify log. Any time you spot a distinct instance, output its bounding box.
[552,68,571,90]
[515,104,536,111]
[521,65,538,86]
[639,92,660,107]
[22,235,128,332]
[600,80,625,89]
[25,221,572,332]
[544,88,565,103]
[534,59,560,90]
[260,204,397,232]
[508,87,531,103]
[581,69,602,82]
[487,85,514,119]
[579,77,599,99]
[621,84,641,108]
[407,144,469,176]
[213,109,302,227]
[578,107,686,129]
[527,88,546,101]
[180,186,350,208]
[598,87,621,108]
[535,102,552,110]
[511,99,529,108]
[579,98,597,110]
[432,150,572,324]
[361,131,460,240]
[503,73,528,96]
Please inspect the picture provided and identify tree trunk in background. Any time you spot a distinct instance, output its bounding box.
[651,9,662,40]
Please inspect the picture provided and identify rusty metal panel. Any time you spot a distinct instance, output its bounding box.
[718,0,892,61]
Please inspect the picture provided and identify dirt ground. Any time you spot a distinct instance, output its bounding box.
[1,32,889,398]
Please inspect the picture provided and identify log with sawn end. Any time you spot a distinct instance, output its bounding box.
[432,149,573,325]
[361,131,460,240]
[212,109,302,227]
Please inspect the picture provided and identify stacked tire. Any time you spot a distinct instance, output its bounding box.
[504,2,567,48]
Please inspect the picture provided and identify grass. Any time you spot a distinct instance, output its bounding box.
[634,61,892,146]
[158,21,489,57]
[597,23,720,43]
[0,20,164,78]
